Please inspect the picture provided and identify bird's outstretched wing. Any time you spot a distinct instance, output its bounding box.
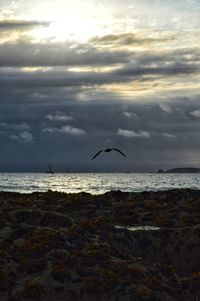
[112,148,126,157]
[92,150,103,160]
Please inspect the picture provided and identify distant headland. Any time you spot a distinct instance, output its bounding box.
[158,167,200,173]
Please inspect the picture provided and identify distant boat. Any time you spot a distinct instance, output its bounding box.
[46,164,54,174]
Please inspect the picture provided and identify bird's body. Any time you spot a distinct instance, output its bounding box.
[92,148,126,160]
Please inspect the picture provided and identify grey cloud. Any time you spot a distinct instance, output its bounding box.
[0,122,30,130]
[43,125,86,136]
[117,129,151,138]
[46,112,73,122]
[10,131,33,143]
[163,132,176,139]
[122,112,137,118]
[189,110,200,118]
[159,103,173,113]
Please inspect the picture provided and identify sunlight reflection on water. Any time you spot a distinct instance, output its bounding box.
[0,173,200,194]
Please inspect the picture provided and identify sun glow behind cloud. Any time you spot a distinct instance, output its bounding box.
[31,18,102,42]
[28,1,113,42]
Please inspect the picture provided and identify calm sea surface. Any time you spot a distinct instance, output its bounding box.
[0,173,200,194]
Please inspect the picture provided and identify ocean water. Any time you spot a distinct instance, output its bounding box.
[0,173,200,194]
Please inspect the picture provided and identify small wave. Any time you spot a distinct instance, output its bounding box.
[115,225,160,231]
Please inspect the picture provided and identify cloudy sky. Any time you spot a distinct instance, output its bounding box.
[0,0,200,172]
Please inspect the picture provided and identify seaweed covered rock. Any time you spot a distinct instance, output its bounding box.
[0,189,200,300]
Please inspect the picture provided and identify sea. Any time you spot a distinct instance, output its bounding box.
[0,173,200,194]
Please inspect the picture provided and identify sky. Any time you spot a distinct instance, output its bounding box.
[0,0,200,172]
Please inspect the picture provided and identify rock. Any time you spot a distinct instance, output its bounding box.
[40,211,72,227]
[0,189,200,300]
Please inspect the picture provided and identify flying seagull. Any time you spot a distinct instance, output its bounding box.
[92,148,126,160]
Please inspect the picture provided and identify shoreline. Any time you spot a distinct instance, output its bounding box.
[1,189,200,300]
[1,173,200,195]
[0,186,200,195]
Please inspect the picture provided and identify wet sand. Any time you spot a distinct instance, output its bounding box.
[0,189,200,300]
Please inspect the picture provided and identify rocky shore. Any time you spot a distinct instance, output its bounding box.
[0,189,200,300]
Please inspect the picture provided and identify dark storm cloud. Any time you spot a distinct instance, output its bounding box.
[0,48,199,116]
[0,44,199,88]
[0,37,199,84]
[0,63,198,109]
[0,69,118,87]
[0,20,49,29]
[0,41,130,67]
[115,61,199,77]
[90,33,170,46]
[1,34,198,69]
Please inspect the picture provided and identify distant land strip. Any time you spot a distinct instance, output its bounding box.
[158,167,200,173]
